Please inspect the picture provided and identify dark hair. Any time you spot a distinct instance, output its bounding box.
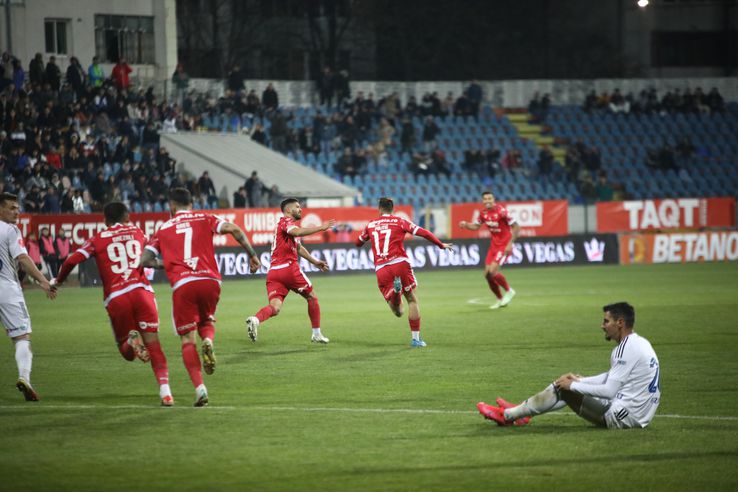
[603,302,635,328]
[280,197,299,212]
[0,192,18,206]
[378,197,394,213]
[481,191,493,197]
[103,202,129,224]
[169,187,192,206]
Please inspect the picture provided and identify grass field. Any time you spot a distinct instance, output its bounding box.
[1,262,737,491]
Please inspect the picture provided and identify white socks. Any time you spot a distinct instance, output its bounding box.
[312,328,321,337]
[159,383,172,399]
[504,383,567,421]
[411,331,420,341]
[15,339,32,383]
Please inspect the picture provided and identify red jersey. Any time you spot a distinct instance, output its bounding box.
[477,204,516,248]
[269,216,301,269]
[146,210,226,290]
[358,214,443,270]
[57,223,153,306]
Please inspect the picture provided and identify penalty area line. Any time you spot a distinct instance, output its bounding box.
[0,404,737,421]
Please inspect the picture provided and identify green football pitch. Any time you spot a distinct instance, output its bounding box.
[1,262,737,491]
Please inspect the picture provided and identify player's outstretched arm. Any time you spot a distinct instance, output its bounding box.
[220,222,261,273]
[17,254,56,299]
[54,250,87,286]
[298,244,329,272]
[288,219,337,238]
[415,226,452,250]
[141,248,163,269]
[459,220,481,231]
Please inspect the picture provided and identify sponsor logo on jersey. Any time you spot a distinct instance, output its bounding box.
[184,257,200,270]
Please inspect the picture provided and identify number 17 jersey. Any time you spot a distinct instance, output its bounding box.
[358,214,419,270]
[146,210,226,290]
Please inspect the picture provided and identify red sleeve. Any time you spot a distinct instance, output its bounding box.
[501,206,517,225]
[415,227,444,248]
[56,251,87,284]
[146,232,160,254]
[356,226,369,246]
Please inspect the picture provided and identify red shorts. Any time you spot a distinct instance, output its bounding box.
[105,288,159,344]
[266,262,313,301]
[376,261,417,301]
[172,279,221,335]
[485,245,509,266]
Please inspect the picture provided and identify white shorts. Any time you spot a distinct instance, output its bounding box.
[604,403,646,429]
[0,301,32,338]
[578,396,643,429]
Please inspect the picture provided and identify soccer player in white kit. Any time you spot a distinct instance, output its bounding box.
[478,302,661,429]
[0,193,57,401]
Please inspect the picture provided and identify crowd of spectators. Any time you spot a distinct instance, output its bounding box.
[583,87,726,115]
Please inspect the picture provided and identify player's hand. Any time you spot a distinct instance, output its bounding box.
[248,255,262,273]
[554,373,580,390]
[314,259,329,271]
[322,219,337,231]
[40,280,57,300]
[441,242,454,250]
[504,243,514,255]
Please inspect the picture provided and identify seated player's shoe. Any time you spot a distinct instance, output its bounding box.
[476,402,510,426]
[201,338,216,375]
[16,378,39,402]
[127,330,150,363]
[161,395,175,407]
[194,387,209,407]
[393,276,402,294]
[410,338,427,348]
[246,316,259,342]
[495,397,531,426]
[500,288,516,307]
[311,333,330,344]
[490,299,503,310]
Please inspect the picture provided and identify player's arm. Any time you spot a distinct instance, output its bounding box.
[219,222,261,273]
[505,222,521,254]
[458,220,481,231]
[414,226,453,250]
[54,250,88,286]
[564,374,623,399]
[355,228,368,247]
[288,219,337,238]
[140,247,164,269]
[298,243,329,272]
[17,254,56,299]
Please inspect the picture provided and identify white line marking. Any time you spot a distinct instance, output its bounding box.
[0,404,736,421]
[466,298,490,306]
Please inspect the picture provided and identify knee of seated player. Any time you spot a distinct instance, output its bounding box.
[560,389,584,413]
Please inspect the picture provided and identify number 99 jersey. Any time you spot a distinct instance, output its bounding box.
[76,223,153,306]
[146,211,226,290]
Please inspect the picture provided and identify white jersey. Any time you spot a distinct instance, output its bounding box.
[0,221,27,303]
[606,332,660,427]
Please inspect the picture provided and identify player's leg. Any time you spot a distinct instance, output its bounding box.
[1,300,38,401]
[173,285,208,406]
[196,281,221,375]
[246,273,288,342]
[378,266,403,317]
[135,289,172,406]
[404,289,426,347]
[495,383,568,423]
[483,257,504,308]
[491,250,515,307]
[106,296,147,362]
[303,290,328,344]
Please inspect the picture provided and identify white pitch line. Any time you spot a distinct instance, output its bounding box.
[0,404,737,421]
[466,298,491,306]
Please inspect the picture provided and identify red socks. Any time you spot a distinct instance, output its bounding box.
[118,341,135,361]
[409,317,421,332]
[256,305,277,323]
[181,342,203,388]
[145,340,169,386]
[494,273,510,291]
[198,323,215,342]
[307,297,321,328]
[486,274,503,299]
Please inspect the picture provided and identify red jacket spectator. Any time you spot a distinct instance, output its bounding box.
[46,148,63,169]
[111,59,133,90]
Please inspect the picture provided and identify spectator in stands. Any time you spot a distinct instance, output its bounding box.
[227,64,245,94]
[23,185,42,213]
[608,89,630,114]
[88,56,105,88]
[583,90,597,112]
[317,66,335,108]
[400,117,416,153]
[45,56,61,92]
[335,147,357,178]
[466,80,483,117]
[142,121,160,148]
[89,171,111,209]
[11,58,24,92]
[336,69,351,109]
[377,118,394,148]
[537,146,554,180]
[111,58,133,91]
[197,171,217,206]
[233,186,247,208]
[25,231,43,274]
[72,189,86,213]
[245,171,266,208]
[595,172,614,202]
[29,53,45,86]
[353,148,368,175]
[172,63,190,105]
[578,173,597,204]
[65,56,86,98]
[409,152,433,177]
[39,227,59,277]
[262,83,279,111]
[585,146,601,175]
[60,188,75,213]
[250,123,267,145]
[453,91,473,117]
[422,116,440,151]
[267,185,283,207]
[501,149,522,171]
[657,145,678,172]
[706,87,725,113]
[156,147,177,176]
[54,229,71,268]
[431,148,451,177]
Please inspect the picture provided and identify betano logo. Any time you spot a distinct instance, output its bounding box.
[583,238,605,262]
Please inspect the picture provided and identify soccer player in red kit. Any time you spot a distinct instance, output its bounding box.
[141,188,260,407]
[246,198,335,344]
[53,202,173,406]
[356,197,453,347]
[459,191,520,309]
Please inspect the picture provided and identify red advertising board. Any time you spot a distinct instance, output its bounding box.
[449,200,568,239]
[18,205,414,248]
[597,197,736,233]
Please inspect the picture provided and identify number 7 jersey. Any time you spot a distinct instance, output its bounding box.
[146,210,226,290]
[73,223,153,306]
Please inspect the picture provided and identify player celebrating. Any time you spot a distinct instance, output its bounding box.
[458,191,519,309]
[0,193,56,401]
[142,188,260,407]
[477,302,661,429]
[54,202,173,406]
[356,197,453,347]
[246,198,335,344]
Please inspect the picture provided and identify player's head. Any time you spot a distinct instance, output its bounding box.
[280,198,301,219]
[0,192,20,224]
[169,187,193,213]
[602,302,635,341]
[481,191,495,209]
[103,201,129,226]
[378,197,394,214]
